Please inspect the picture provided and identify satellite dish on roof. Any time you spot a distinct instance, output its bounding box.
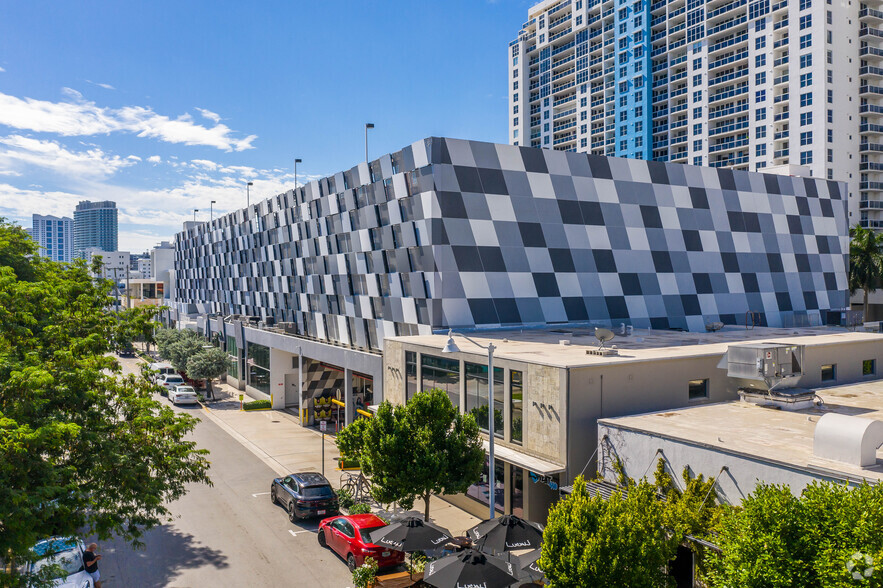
[595,328,615,349]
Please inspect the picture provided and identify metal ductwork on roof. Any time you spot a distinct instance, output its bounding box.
[813,413,883,468]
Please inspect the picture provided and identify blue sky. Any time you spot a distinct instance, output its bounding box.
[0,1,529,251]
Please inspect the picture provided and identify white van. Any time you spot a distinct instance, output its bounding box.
[147,362,176,383]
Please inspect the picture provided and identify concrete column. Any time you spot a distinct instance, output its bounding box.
[344,368,354,426]
[269,348,288,410]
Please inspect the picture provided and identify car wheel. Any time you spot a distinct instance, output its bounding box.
[347,553,357,572]
[288,501,297,523]
[270,487,277,504]
[317,530,327,548]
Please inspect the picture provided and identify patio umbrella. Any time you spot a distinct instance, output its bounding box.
[366,516,453,553]
[468,514,545,554]
[507,548,544,583]
[423,548,521,588]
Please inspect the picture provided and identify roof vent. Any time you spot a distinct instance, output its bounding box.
[813,413,883,468]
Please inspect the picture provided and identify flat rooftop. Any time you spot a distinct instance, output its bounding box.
[389,326,883,369]
[599,379,883,483]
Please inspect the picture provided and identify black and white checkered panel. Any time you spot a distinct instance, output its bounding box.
[173,137,848,351]
[430,138,848,332]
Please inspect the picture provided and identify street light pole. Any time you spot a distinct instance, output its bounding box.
[294,158,302,190]
[210,200,216,221]
[193,209,199,222]
[246,181,254,208]
[442,330,497,519]
[365,123,374,163]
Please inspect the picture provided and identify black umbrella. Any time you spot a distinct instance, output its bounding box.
[423,548,521,588]
[507,548,544,583]
[468,514,545,554]
[366,516,452,553]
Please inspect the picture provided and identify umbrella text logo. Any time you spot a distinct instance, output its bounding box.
[846,552,874,581]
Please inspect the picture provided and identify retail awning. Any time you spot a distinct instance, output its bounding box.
[481,440,565,476]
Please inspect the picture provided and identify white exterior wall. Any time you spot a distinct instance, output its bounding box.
[89,250,130,280]
[598,423,853,504]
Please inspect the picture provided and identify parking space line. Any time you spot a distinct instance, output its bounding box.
[289,529,315,536]
[252,491,271,497]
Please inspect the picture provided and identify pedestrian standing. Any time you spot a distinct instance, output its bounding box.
[83,543,102,588]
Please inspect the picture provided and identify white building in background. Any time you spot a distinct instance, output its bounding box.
[509,0,874,227]
[87,249,130,281]
[31,214,73,262]
[137,257,152,279]
[149,241,175,300]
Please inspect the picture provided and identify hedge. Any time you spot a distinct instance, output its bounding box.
[243,399,272,411]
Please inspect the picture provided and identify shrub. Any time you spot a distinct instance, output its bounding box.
[338,487,355,511]
[243,399,271,411]
[352,557,378,588]
[348,502,371,515]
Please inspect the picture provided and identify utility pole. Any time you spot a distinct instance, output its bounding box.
[125,263,131,309]
[365,123,374,163]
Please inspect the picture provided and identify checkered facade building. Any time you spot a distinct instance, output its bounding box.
[174,137,848,352]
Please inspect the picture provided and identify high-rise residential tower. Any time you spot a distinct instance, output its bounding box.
[73,200,118,259]
[31,214,73,262]
[509,0,872,226]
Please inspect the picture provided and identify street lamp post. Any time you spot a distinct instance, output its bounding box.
[193,209,199,223]
[365,123,374,163]
[210,200,216,221]
[441,329,497,519]
[294,158,302,189]
[246,181,254,208]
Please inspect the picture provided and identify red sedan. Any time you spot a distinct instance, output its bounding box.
[318,514,405,571]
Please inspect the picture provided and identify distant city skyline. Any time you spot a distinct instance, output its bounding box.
[0,1,528,250]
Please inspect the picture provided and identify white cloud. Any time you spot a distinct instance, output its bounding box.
[196,108,221,124]
[0,135,136,179]
[190,159,219,171]
[126,155,142,161]
[0,67,5,73]
[0,89,257,152]
[147,155,161,163]
[85,80,115,90]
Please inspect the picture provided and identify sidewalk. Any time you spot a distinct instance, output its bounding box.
[199,380,481,537]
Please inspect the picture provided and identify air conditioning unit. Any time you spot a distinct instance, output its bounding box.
[725,343,813,410]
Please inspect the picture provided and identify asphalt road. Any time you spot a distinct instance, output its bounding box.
[92,356,354,587]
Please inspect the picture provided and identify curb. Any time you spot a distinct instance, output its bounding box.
[198,404,290,477]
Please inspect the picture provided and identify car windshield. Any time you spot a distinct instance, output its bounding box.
[302,485,334,498]
[360,526,386,544]
[165,376,183,383]
[32,548,84,579]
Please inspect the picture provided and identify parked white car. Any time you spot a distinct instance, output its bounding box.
[24,537,94,587]
[157,374,185,396]
[170,385,199,405]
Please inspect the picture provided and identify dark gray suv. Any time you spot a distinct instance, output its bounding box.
[271,472,339,522]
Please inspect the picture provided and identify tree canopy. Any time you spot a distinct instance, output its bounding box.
[0,219,210,584]
[848,224,883,315]
[706,481,883,588]
[186,346,231,381]
[540,474,676,588]
[336,389,484,521]
[155,327,205,373]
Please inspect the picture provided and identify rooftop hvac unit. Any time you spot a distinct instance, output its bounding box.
[725,343,812,410]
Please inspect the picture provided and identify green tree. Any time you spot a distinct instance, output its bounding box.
[540,474,676,588]
[848,224,883,317]
[705,481,883,588]
[186,347,231,396]
[114,305,162,354]
[158,328,205,373]
[0,219,210,584]
[336,389,484,521]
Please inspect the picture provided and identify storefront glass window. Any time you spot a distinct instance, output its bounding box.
[421,354,460,409]
[466,457,505,514]
[465,363,504,436]
[405,351,418,402]
[512,467,524,518]
[247,342,271,395]
[226,338,239,379]
[511,370,523,445]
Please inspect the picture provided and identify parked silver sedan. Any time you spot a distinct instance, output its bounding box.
[169,385,199,405]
